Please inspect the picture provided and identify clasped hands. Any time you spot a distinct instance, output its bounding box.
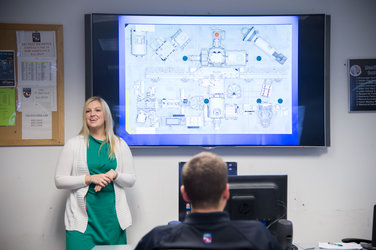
[86,169,118,192]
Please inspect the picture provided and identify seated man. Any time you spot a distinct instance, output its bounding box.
[135,152,282,250]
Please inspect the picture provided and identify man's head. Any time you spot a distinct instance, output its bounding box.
[181,152,229,211]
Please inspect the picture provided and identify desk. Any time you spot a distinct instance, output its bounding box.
[93,245,133,250]
[294,242,364,250]
[294,243,318,249]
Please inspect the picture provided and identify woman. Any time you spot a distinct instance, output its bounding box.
[55,96,136,249]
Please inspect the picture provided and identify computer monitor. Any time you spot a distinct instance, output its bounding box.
[226,175,287,228]
[178,161,237,221]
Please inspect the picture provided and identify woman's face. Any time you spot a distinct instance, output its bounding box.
[85,100,105,132]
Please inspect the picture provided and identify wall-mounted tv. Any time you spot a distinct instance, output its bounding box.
[85,13,330,147]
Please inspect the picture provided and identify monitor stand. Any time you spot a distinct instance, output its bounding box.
[360,204,376,250]
[361,243,376,250]
[342,204,376,249]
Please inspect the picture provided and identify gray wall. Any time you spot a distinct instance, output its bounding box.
[1,0,376,249]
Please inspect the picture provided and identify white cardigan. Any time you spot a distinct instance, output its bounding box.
[55,135,136,232]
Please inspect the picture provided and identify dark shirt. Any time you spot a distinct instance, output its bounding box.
[135,212,282,250]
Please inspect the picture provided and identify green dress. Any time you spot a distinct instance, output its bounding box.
[66,135,126,250]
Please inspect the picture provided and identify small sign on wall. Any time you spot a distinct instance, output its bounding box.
[348,59,376,112]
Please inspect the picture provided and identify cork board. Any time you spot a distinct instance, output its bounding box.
[0,23,64,146]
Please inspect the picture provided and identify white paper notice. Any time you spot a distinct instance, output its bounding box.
[18,86,57,112]
[18,59,57,87]
[22,107,52,140]
[17,31,56,58]
[16,30,57,89]
[16,30,58,129]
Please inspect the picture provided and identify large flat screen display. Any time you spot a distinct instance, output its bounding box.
[85,14,330,147]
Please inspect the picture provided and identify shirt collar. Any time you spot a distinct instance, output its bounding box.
[184,211,230,225]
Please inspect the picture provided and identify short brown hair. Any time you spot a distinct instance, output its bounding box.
[182,152,228,209]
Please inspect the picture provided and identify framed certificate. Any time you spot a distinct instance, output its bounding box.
[348,59,376,112]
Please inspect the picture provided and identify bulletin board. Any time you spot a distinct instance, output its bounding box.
[0,23,64,146]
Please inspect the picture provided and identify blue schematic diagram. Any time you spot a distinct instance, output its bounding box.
[122,23,295,135]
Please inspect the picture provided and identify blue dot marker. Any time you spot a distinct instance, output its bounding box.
[204,98,209,104]
[257,98,262,103]
[182,56,188,61]
[256,56,262,61]
[278,98,283,104]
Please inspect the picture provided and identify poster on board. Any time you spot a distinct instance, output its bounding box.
[0,50,15,87]
[16,30,56,139]
[348,59,376,112]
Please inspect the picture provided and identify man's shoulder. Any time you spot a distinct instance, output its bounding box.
[228,220,272,235]
[149,223,181,234]
[141,223,182,241]
[134,224,182,250]
[230,219,267,228]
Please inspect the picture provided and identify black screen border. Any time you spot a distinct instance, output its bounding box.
[85,13,330,147]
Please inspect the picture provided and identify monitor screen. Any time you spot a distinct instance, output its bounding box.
[85,13,330,147]
[226,175,287,228]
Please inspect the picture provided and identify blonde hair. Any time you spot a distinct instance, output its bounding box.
[79,96,119,159]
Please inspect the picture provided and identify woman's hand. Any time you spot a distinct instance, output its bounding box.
[89,170,118,192]
[106,169,118,181]
[86,173,112,187]
[94,185,103,192]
